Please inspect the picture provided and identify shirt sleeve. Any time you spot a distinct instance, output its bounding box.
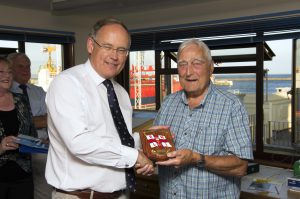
[225,101,254,160]
[46,73,138,169]
[38,87,47,115]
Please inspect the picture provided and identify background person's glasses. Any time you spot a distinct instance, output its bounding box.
[91,37,129,56]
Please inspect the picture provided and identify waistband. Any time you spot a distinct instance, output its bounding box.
[55,188,125,199]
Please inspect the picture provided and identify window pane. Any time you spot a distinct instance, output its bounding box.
[263,39,292,152]
[159,74,181,103]
[25,42,63,91]
[212,47,256,67]
[0,40,18,56]
[0,40,18,48]
[129,51,156,110]
[295,39,300,144]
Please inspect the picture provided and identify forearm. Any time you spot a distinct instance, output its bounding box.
[204,154,248,177]
[33,115,47,129]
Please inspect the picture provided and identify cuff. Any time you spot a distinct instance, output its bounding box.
[117,145,138,168]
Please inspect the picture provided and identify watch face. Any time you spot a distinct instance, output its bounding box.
[197,154,205,168]
[197,161,205,168]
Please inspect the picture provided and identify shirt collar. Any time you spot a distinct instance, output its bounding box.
[85,59,107,86]
[180,81,214,108]
[12,81,31,90]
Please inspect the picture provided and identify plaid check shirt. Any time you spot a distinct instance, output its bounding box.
[154,83,253,199]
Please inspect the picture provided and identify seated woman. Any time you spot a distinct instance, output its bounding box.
[0,57,37,199]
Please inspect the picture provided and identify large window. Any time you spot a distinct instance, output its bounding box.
[26,42,63,91]
[129,51,156,110]
[0,27,75,90]
[263,40,293,152]
[128,13,300,164]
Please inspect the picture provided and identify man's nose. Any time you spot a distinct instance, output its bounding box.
[110,49,118,59]
[186,63,194,75]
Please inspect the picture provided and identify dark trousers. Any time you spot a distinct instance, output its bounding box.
[0,177,34,199]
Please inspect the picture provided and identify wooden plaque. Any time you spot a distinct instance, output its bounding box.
[139,129,175,161]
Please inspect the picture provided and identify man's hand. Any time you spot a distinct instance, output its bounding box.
[135,150,154,176]
[156,149,196,168]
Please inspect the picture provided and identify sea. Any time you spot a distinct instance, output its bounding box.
[214,74,291,94]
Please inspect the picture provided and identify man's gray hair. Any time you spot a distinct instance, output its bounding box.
[89,17,131,47]
[177,39,212,62]
[7,52,31,65]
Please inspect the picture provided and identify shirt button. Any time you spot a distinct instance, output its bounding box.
[173,192,177,195]
[184,133,187,135]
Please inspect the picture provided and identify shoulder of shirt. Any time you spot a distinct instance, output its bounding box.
[210,84,242,105]
[11,92,24,102]
[61,63,85,75]
[111,80,127,93]
[10,81,19,91]
[53,63,86,81]
[48,63,91,94]
[27,83,44,91]
[165,90,182,100]
[160,90,183,106]
[12,92,22,98]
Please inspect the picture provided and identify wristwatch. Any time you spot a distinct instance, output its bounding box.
[197,153,206,168]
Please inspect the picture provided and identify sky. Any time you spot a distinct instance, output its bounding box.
[265,39,292,74]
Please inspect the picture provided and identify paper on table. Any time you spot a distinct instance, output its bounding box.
[248,179,281,194]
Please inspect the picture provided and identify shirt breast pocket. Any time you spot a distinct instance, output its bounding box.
[193,126,227,155]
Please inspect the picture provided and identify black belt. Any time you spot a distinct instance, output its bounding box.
[55,188,125,199]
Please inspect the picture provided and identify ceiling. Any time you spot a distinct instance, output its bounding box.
[0,0,209,17]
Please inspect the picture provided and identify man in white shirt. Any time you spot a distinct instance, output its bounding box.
[8,52,51,199]
[45,18,154,199]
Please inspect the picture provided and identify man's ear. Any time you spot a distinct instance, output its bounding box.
[87,37,94,54]
[210,61,214,76]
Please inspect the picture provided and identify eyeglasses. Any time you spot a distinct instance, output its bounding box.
[177,58,207,70]
[91,37,129,56]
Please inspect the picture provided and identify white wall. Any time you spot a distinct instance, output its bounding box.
[0,0,300,64]
[0,5,93,64]
[119,0,300,29]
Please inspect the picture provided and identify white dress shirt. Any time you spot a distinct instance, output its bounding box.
[11,81,47,139]
[45,60,138,192]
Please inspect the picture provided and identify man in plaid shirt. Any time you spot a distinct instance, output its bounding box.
[155,39,253,199]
